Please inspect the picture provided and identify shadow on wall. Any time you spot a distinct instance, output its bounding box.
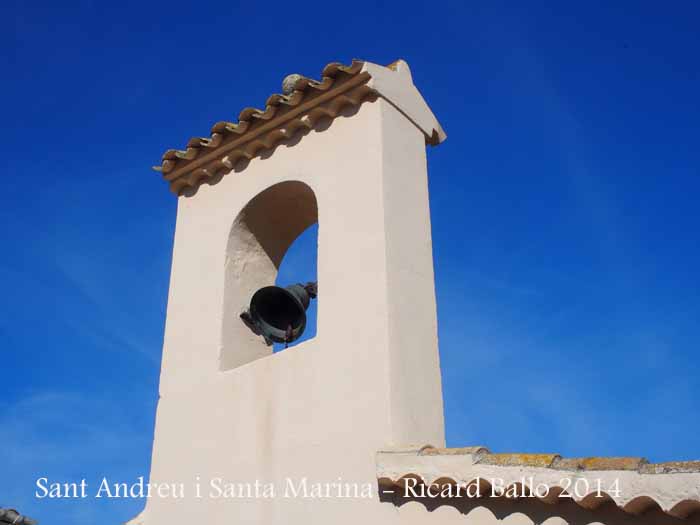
[220,180,318,371]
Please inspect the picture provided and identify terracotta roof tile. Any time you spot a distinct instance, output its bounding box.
[642,460,700,474]
[553,456,647,471]
[153,60,374,195]
[376,446,700,519]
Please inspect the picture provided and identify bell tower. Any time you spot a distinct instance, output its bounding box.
[135,59,447,525]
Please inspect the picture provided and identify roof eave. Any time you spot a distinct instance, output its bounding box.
[376,447,700,519]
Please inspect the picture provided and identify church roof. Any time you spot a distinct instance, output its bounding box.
[377,446,700,519]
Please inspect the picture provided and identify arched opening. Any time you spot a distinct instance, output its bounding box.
[220,181,318,370]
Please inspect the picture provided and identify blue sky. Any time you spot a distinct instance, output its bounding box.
[1,1,699,523]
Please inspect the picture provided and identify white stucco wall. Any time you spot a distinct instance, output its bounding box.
[137,97,446,524]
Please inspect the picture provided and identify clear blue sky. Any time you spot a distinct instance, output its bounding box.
[1,1,699,523]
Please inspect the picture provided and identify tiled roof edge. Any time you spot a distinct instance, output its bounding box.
[402,446,699,473]
[376,446,700,519]
[153,60,374,195]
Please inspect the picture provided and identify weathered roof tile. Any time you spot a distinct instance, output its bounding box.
[642,460,700,474]
[478,453,560,468]
[376,446,700,519]
[553,456,647,471]
[153,59,372,195]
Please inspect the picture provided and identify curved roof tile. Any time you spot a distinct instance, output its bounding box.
[153,59,373,195]
[376,446,700,519]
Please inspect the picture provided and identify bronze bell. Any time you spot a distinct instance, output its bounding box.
[240,282,317,346]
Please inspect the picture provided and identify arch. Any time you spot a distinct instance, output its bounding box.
[220,180,318,370]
